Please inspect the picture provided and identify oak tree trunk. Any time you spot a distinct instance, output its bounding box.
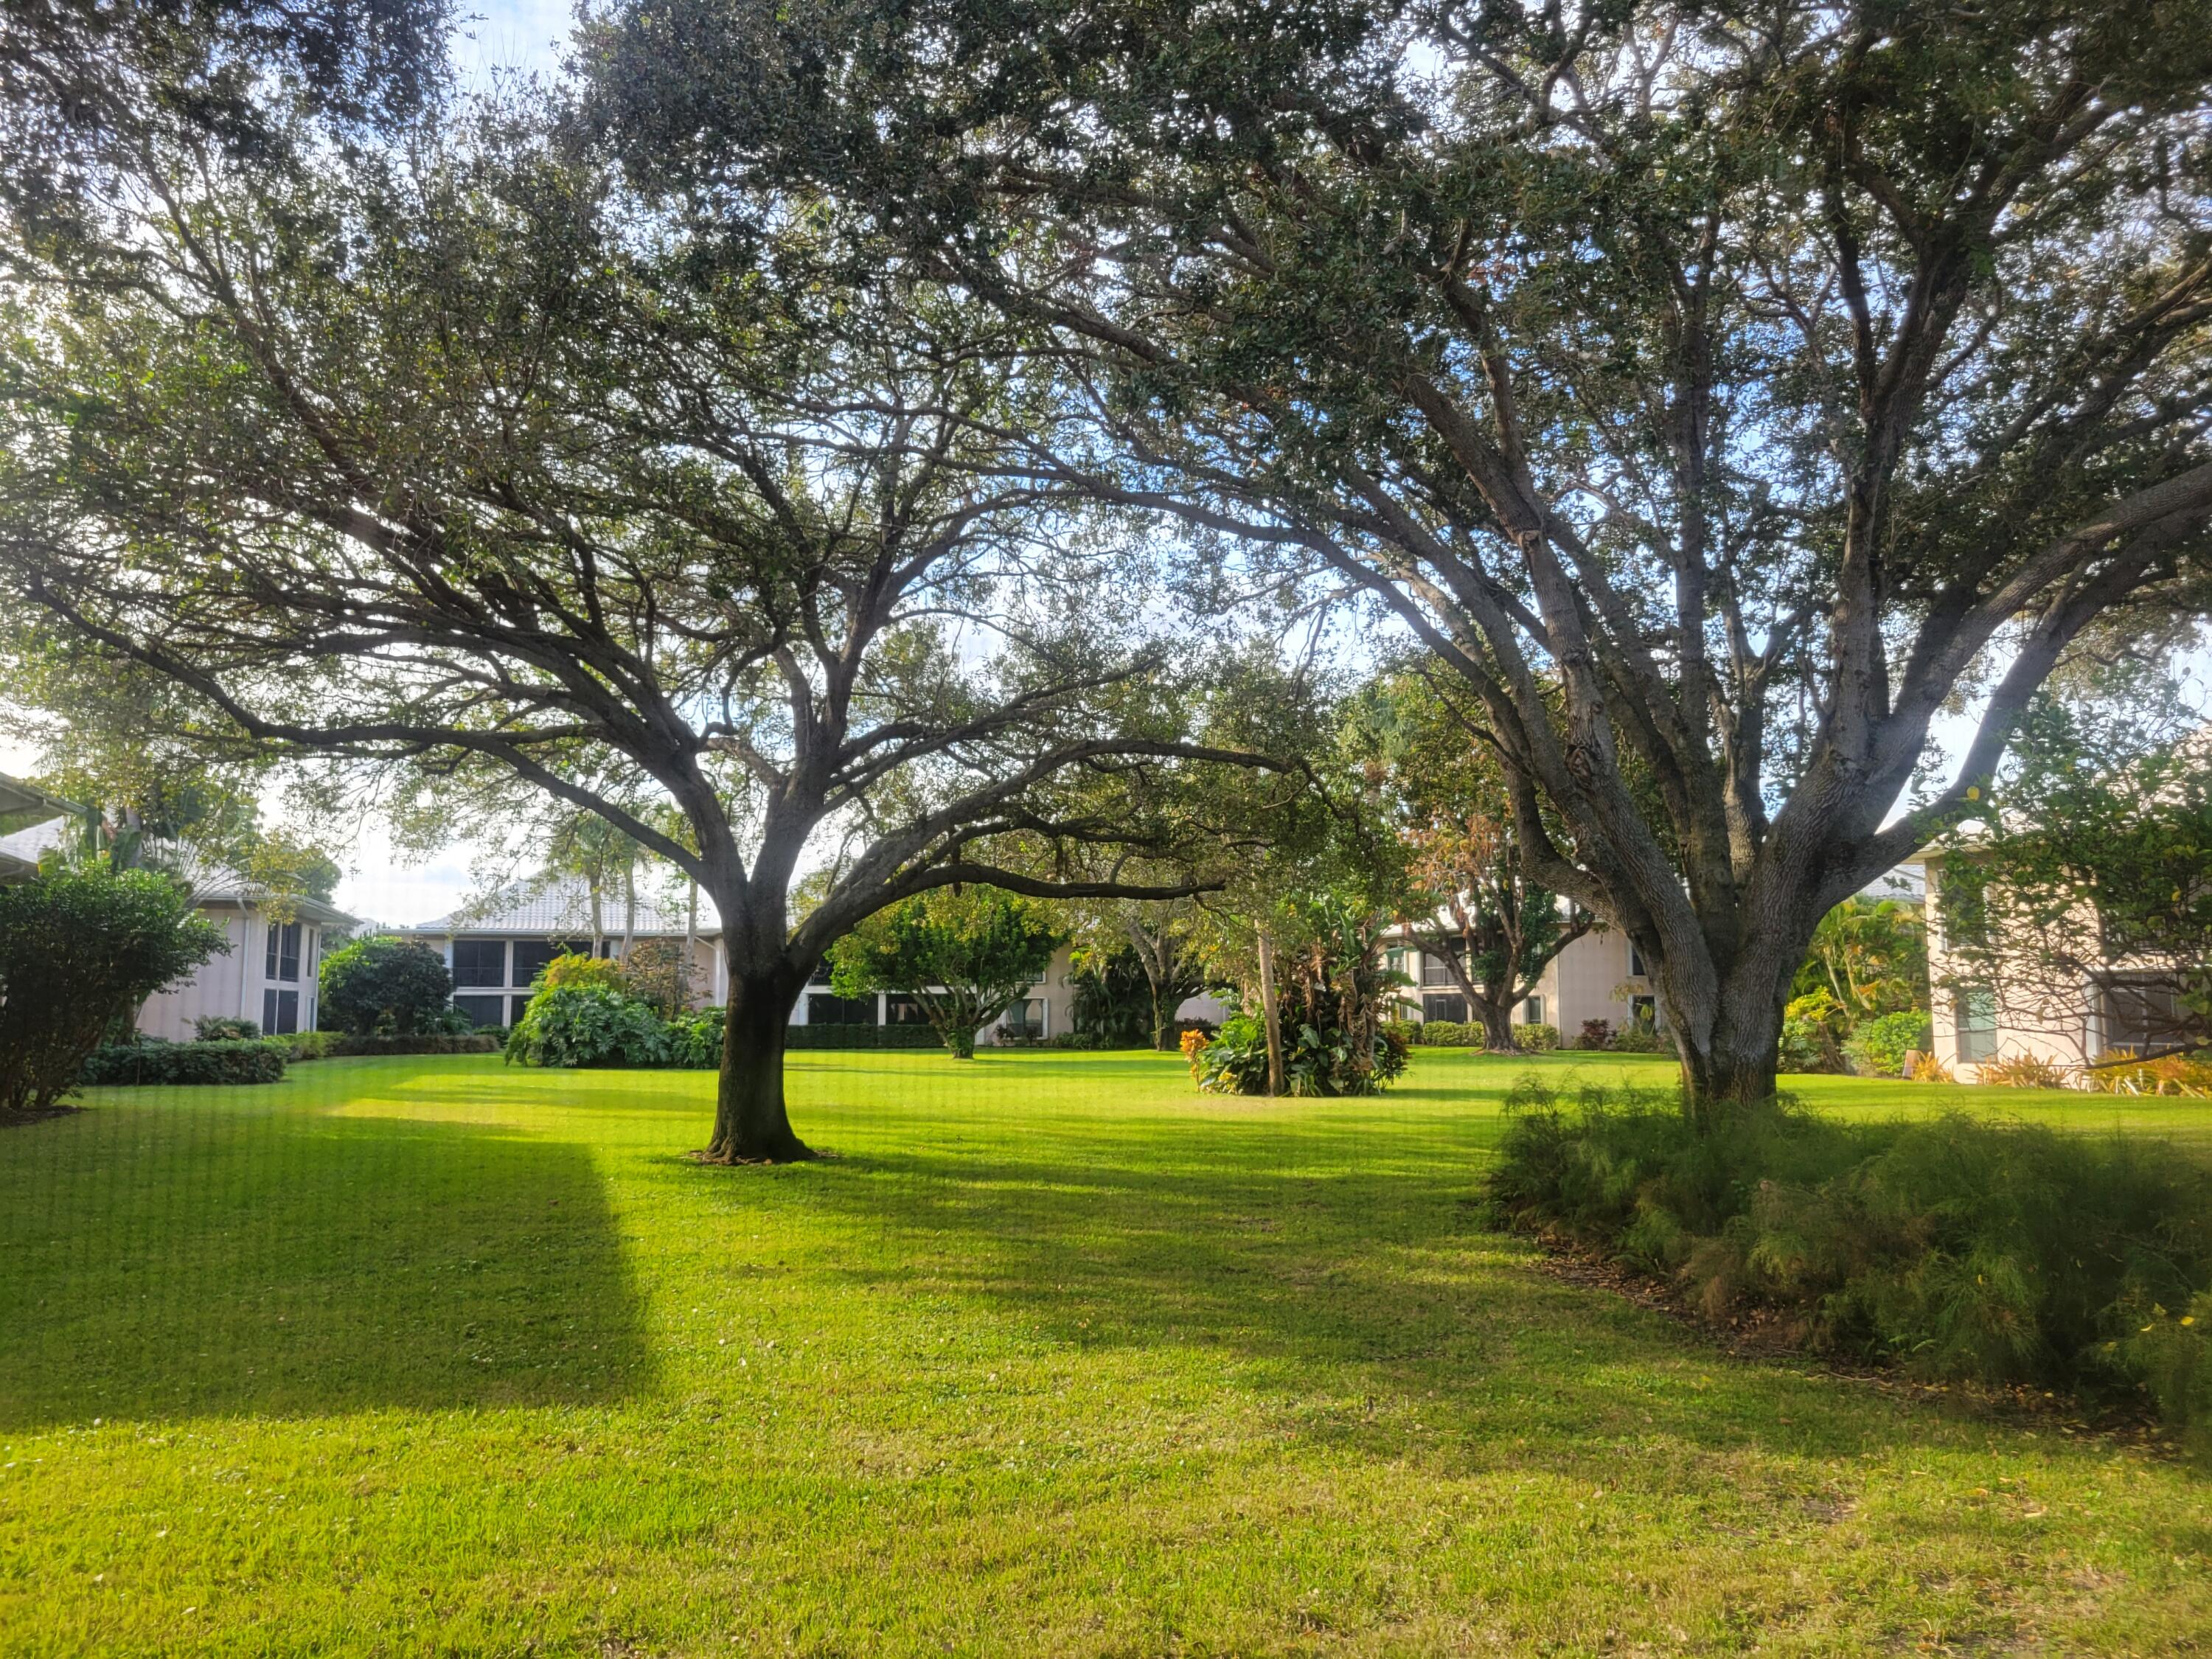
[1472,996,1518,1053]
[705,967,815,1162]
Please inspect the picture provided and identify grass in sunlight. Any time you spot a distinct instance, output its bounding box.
[2,1048,2208,1655]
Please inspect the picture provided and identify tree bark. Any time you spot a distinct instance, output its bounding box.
[1256,928,1283,1096]
[705,963,815,1162]
[1472,996,1517,1053]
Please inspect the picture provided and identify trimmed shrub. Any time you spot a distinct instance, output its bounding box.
[81,1037,287,1086]
[1410,1019,1476,1047]
[1843,1010,1933,1077]
[1578,1018,1613,1050]
[193,1015,260,1041]
[784,1023,944,1050]
[1,864,226,1113]
[318,937,453,1036]
[1611,1023,1667,1054]
[506,984,668,1068]
[1516,1023,1560,1052]
[320,1032,499,1057]
[1487,1077,2212,1445]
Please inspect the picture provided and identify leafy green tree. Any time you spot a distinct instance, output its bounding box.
[1352,667,1590,1051]
[828,889,1065,1057]
[318,937,453,1037]
[597,0,2212,1119]
[0,865,224,1115]
[1066,898,1213,1051]
[0,98,1270,1161]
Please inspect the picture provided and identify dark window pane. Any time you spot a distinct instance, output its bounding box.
[1422,994,1468,1023]
[1001,998,1046,1039]
[453,995,506,1029]
[806,992,877,1026]
[452,939,507,989]
[262,987,276,1033]
[277,923,301,984]
[265,924,279,980]
[1421,950,1459,987]
[271,989,299,1035]
[510,995,533,1028]
[885,995,929,1025]
[808,960,835,986]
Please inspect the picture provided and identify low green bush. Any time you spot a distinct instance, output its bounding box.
[665,1007,724,1068]
[1411,1019,1476,1047]
[192,1016,260,1041]
[80,1037,288,1086]
[1610,1023,1668,1054]
[1515,1022,1560,1051]
[506,984,669,1068]
[1487,1077,2212,1449]
[318,1032,499,1057]
[1193,1009,1408,1095]
[1844,1010,1933,1078]
[784,1023,945,1050]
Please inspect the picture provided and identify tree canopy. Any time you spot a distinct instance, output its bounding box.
[586,0,2212,1114]
[0,92,1277,1157]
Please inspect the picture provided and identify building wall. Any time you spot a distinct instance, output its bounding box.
[1917,858,2093,1081]
[1392,926,1658,1043]
[138,906,324,1041]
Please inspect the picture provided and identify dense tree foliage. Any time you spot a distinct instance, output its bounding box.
[0,863,224,1114]
[317,936,453,1036]
[1938,708,2212,1065]
[829,888,1065,1057]
[1351,666,1590,1050]
[589,0,2212,1117]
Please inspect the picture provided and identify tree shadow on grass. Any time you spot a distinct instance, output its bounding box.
[0,1096,653,1430]
[783,1122,2148,1485]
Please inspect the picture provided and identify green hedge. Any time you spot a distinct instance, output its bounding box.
[785,1023,943,1050]
[81,1039,288,1086]
[1488,1077,2212,1455]
[311,1032,502,1057]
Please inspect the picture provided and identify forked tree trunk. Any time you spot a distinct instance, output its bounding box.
[1661,956,1791,1132]
[1472,995,1517,1053]
[706,967,815,1162]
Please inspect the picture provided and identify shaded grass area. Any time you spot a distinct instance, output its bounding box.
[0,1050,2208,1655]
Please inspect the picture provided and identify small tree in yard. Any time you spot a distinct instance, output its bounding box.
[1353,669,1590,1052]
[318,938,453,1037]
[829,889,1065,1057]
[1939,708,2212,1066]
[0,864,223,1116]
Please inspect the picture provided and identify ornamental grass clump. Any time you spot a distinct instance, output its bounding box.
[1487,1077,2212,1447]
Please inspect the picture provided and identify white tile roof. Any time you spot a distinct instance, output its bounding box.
[0,819,349,921]
[404,873,722,938]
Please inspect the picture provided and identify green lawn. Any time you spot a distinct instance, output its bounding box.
[2,1049,2208,1655]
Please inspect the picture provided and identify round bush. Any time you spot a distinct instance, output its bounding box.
[319,937,454,1036]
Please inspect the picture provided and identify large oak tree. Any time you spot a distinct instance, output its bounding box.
[0,102,1269,1159]
[590,0,2212,1116]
